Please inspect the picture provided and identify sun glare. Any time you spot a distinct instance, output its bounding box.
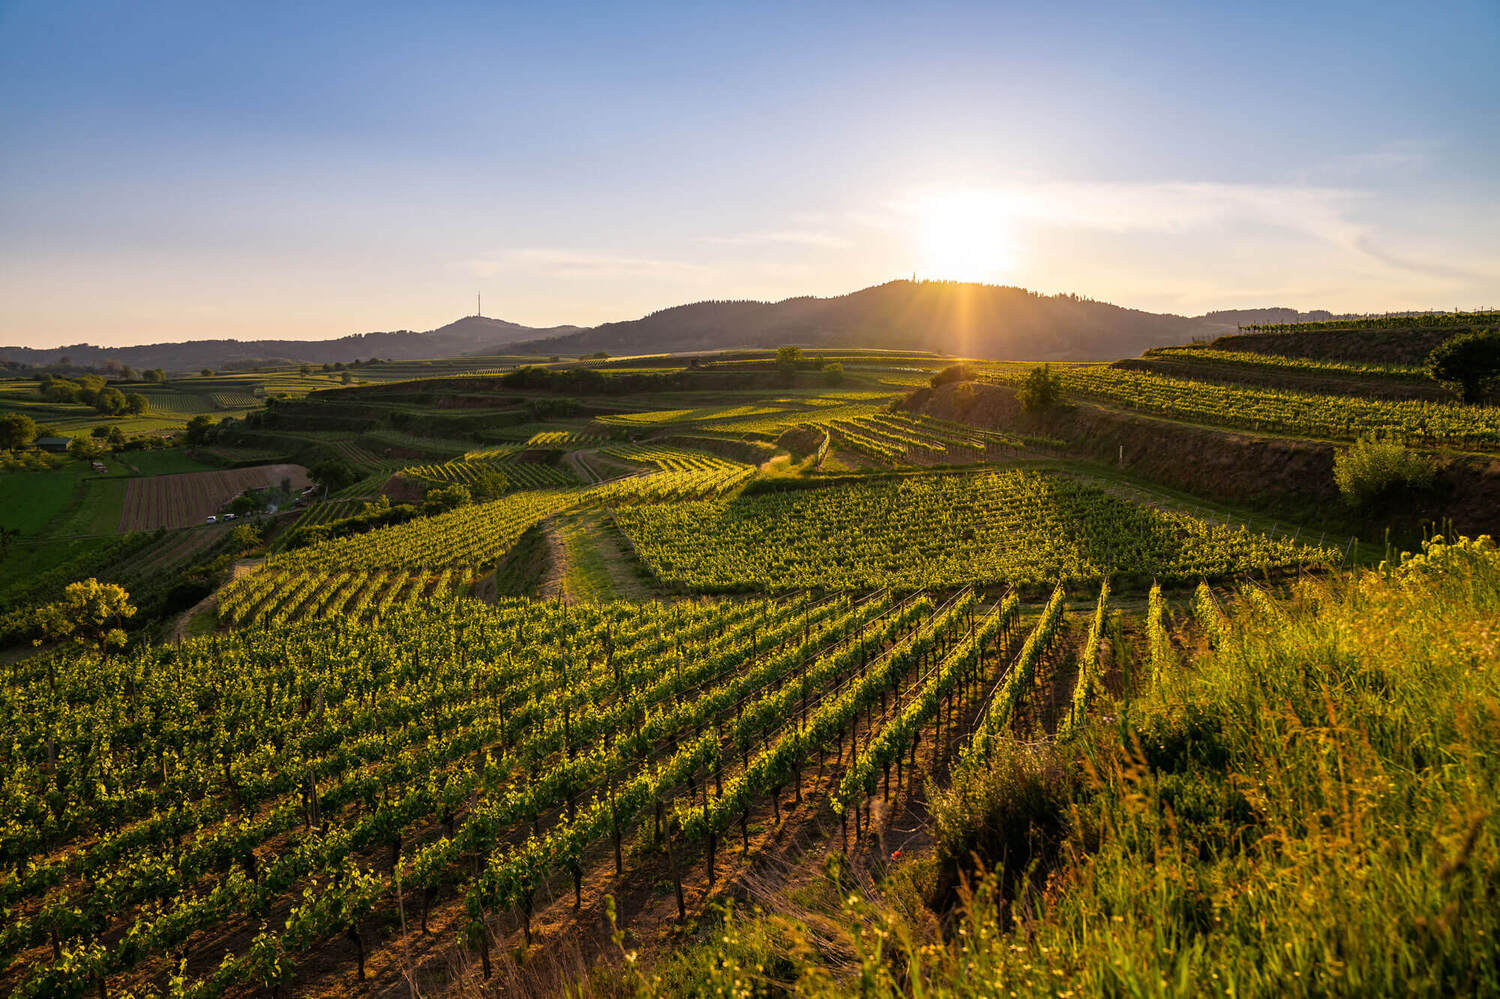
[916,190,1018,283]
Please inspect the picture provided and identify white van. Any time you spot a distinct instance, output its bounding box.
[205,515,217,524]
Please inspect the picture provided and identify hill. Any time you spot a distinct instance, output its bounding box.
[0,315,580,373]
[5,283,1374,372]
[504,280,1218,360]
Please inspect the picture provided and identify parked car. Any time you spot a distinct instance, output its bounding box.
[205,515,217,524]
[224,512,237,520]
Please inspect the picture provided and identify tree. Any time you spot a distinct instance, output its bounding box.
[184,415,218,445]
[40,378,79,403]
[200,368,214,376]
[33,578,137,653]
[125,393,148,415]
[229,492,261,516]
[0,411,37,450]
[68,436,105,460]
[144,368,166,383]
[94,387,128,415]
[822,362,844,386]
[1427,330,1500,404]
[339,370,354,384]
[310,458,359,494]
[0,526,19,558]
[775,345,803,384]
[107,425,126,447]
[1017,363,1065,411]
[229,522,262,551]
[299,364,313,375]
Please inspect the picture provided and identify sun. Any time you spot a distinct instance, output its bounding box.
[916,190,1018,283]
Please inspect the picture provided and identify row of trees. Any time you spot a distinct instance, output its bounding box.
[38,374,148,415]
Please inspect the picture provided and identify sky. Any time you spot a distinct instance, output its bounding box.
[2,0,1497,348]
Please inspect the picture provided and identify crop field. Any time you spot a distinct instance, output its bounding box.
[5,332,1497,999]
[0,584,1051,997]
[980,361,1500,449]
[400,454,578,490]
[117,463,311,531]
[1143,345,1426,380]
[615,469,1334,592]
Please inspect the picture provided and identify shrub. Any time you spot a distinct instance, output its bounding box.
[1017,363,1065,411]
[929,363,976,387]
[1333,434,1435,507]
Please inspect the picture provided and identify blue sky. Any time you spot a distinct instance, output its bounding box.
[2,0,1496,346]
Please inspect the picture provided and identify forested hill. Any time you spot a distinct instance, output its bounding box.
[4,282,1336,372]
[0,315,581,372]
[503,281,1218,360]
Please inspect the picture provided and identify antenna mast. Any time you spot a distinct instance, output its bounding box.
[477,292,482,317]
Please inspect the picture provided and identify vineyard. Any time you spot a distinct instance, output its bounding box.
[399,454,577,491]
[982,362,1500,449]
[1240,310,1500,332]
[0,579,1096,997]
[1142,346,1426,381]
[614,470,1334,592]
[4,336,1495,999]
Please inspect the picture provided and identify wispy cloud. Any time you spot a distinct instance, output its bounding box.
[891,180,1495,284]
[699,228,853,249]
[459,248,710,279]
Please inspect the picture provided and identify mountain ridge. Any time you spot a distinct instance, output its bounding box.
[1,281,1332,372]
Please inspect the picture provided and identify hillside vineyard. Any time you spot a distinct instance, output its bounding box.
[2,319,1498,997]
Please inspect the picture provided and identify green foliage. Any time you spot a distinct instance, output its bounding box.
[616,471,1332,592]
[93,387,127,415]
[228,522,262,551]
[822,361,844,386]
[183,414,218,445]
[67,436,105,460]
[32,577,137,652]
[0,411,37,450]
[422,482,471,514]
[308,457,358,493]
[1017,362,1065,411]
[929,363,976,387]
[1426,328,1500,403]
[640,540,1500,998]
[1332,434,1435,508]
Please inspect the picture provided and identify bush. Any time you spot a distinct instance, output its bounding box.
[930,363,976,387]
[1333,434,1435,507]
[1017,363,1065,411]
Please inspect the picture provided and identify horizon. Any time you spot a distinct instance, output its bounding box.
[3,0,1498,349]
[6,277,1500,353]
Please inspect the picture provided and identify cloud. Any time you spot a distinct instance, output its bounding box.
[891,180,1495,284]
[699,228,853,249]
[459,248,710,279]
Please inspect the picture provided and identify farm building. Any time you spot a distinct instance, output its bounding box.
[34,436,72,453]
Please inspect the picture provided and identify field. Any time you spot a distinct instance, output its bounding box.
[117,463,310,530]
[1,335,1496,998]
[614,470,1333,592]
